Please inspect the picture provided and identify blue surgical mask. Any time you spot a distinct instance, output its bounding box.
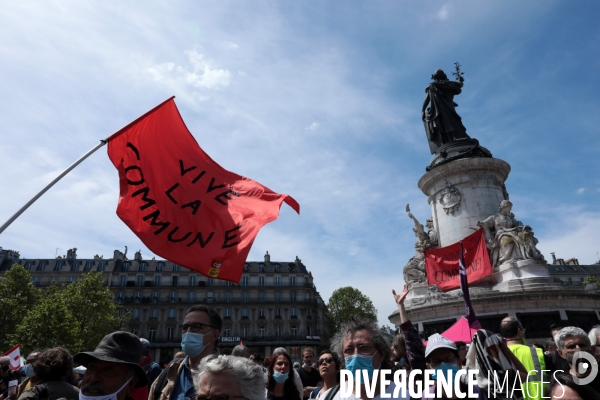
[273,371,288,383]
[345,353,377,383]
[432,362,460,380]
[25,364,35,378]
[181,332,211,358]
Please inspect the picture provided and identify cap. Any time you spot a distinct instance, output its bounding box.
[425,334,457,358]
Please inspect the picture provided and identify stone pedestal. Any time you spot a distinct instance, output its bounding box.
[418,157,511,247]
[492,260,561,292]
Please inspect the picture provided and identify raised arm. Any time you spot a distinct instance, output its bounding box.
[392,284,410,324]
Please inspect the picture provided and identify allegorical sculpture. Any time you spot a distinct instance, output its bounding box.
[403,205,438,284]
[422,64,470,154]
[477,200,545,269]
[439,186,461,215]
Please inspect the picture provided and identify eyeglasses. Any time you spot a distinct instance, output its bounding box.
[180,322,214,333]
[429,356,457,367]
[318,357,334,366]
[193,395,246,400]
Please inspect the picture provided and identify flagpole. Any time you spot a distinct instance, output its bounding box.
[0,96,176,236]
[0,140,107,235]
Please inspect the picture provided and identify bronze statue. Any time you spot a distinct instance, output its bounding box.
[422,64,471,154]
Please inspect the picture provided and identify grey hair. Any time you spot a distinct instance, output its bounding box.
[196,355,266,400]
[232,345,249,357]
[554,327,590,349]
[330,317,392,369]
[589,326,600,346]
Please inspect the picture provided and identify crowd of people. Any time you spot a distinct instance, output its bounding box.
[1,291,599,400]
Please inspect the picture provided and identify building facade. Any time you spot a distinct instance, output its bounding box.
[0,247,331,366]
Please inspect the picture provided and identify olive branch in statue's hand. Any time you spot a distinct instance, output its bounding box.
[453,62,465,82]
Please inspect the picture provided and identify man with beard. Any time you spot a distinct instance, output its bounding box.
[74,332,148,400]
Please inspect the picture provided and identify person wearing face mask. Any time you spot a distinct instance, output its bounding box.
[267,349,301,400]
[73,332,147,400]
[17,348,79,400]
[16,352,41,399]
[331,317,408,400]
[554,326,600,394]
[423,334,482,399]
[501,317,546,400]
[149,305,221,400]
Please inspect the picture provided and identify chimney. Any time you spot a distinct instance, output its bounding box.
[550,252,556,263]
[264,251,270,263]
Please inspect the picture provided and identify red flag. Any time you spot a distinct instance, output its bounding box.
[424,229,492,291]
[2,344,21,371]
[107,98,299,283]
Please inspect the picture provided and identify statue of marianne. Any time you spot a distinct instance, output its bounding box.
[422,68,471,154]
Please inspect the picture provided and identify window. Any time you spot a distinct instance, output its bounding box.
[189,276,196,287]
[223,326,231,337]
[154,275,161,287]
[150,309,158,319]
[130,326,139,335]
[36,261,46,271]
[168,308,176,319]
[225,292,232,303]
[241,308,248,318]
[291,307,297,317]
[173,264,181,272]
[305,292,310,300]
[226,281,233,287]
[274,263,281,272]
[259,276,265,287]
[244,263,250,271]
[242,292,248,303]
[224,308,231,318]
[208,278,214,287]
[54,261,63,271]
[172,276,178,286]
[25,261,32,270]
[148,329,156,342]
[167,327,174,341]
[188,292,195,303]
[170,291,177,303]
[156,262,164,271]
[83,261,92,272]
[32,276,40,285]
[259,292,265,303]
[275,308,281,318]
[275,325,281,338]
[259,263,265,272]
[290,291,296,302]
[259,326,265,337]
[275,292,281,302]
[68,276,75,283]
[50,276,58,282]
[135,291,141,303]
[140,262,147,272]
[117,292,124,303]
[123,262,130,271]
[137,275,144,287]
[290,276,296,287]
[207,292,214,303]
[120,275,127,287]
[241,276,249,287]
[132,309,140,319]
[152,291,159,303]
[291,326,297,339]
[316,323,320,333]
[275,276,281,287]
[241,325,248,337]
[307,325,312,336]
[259,308,265,318]
[97,261,106,272]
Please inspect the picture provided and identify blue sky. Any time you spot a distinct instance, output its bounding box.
[1,1,599,326]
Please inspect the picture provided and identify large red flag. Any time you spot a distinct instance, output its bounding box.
[424,229,492,291]
[107,98,299,283]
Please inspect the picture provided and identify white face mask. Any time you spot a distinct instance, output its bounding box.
[79,377,132,400]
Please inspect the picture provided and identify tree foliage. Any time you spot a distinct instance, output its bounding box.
[327,286,378,333]
[5,269,126,354]
[0,264,41,350]
[583,275,599,286]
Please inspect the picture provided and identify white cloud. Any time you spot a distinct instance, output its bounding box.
[438,4,450,21]
[222,41,239,50]
[577,188,586,194]
[305,122,319,131]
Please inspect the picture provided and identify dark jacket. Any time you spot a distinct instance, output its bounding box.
[17,380,79,400]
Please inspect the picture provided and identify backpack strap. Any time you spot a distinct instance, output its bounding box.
[153,358,184,400]
[324,385,339,400]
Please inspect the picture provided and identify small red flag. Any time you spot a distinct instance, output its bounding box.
[107,98,299,283]
[424,229,492,291]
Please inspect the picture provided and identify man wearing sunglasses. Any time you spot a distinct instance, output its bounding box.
[150,305,222,400]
